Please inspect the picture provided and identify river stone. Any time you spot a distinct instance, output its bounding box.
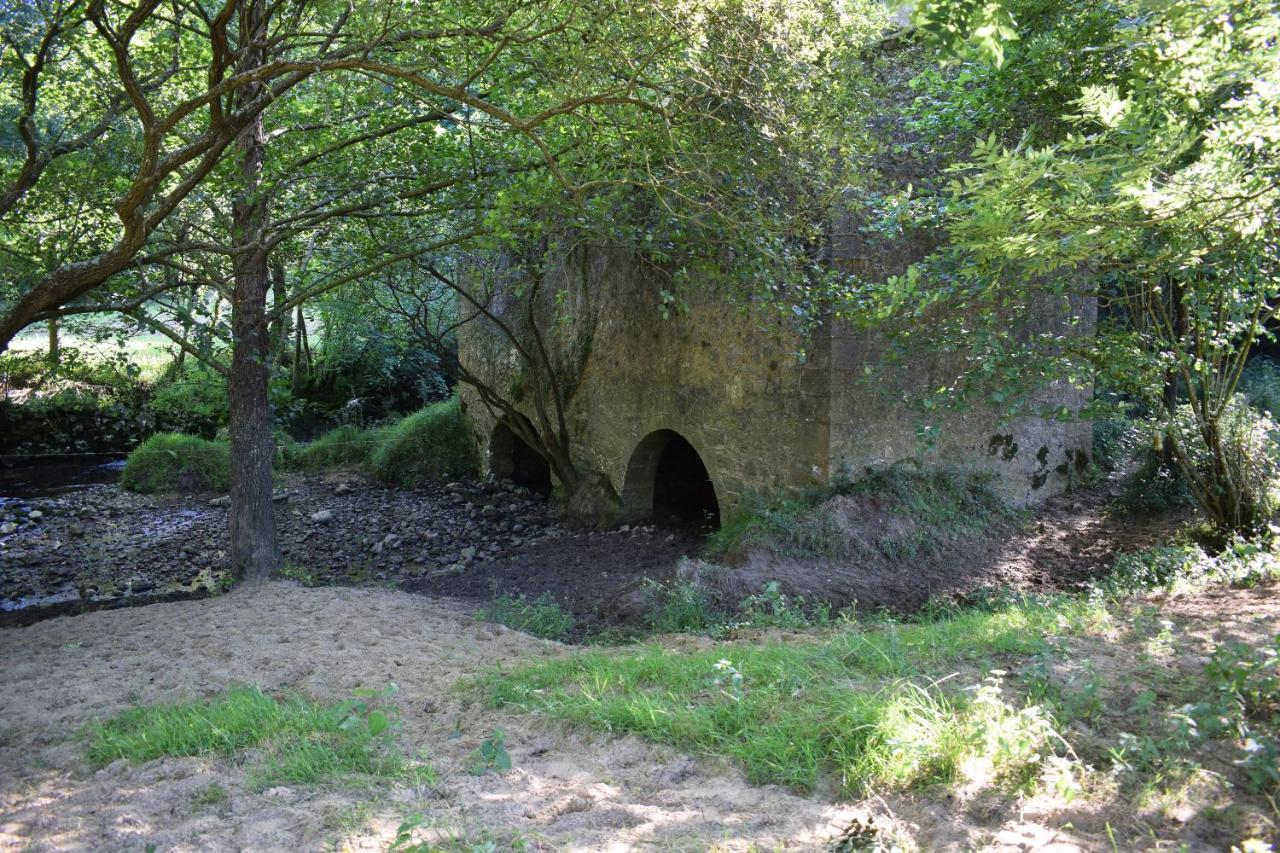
[334,483,353,496]
[0,522,17,535]
[310,509,334,524]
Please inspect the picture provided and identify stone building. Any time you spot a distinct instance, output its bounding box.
[456,243,1093,530]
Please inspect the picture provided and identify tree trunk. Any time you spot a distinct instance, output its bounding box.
[268,259,292,366]
[228,0,280,583]
[46,318,59,366]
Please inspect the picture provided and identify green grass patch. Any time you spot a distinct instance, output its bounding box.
[368,396,477,486]
[120,432,231,493]
[86,685,432,790]
[286,424,387,471]
[479,594,1108,794]
[706,465,1012,560]
[477,591,576,641]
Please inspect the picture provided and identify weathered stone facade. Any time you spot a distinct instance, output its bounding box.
[458,247,1092,526]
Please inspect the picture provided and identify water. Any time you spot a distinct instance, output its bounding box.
[0,455,125,501]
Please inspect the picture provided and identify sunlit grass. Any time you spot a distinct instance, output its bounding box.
[86,685,434,790]
[479,594,1111,794]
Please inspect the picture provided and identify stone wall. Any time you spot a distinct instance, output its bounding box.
[459,246,1093,523]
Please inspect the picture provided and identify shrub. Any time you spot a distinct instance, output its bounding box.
[1171,397,1280,533]
[368,397,476,486]
[148,364,229,437]
[121,432,231,493]
[286,424,385,471]
[642,579,722,633]
[1241,357,1280,418]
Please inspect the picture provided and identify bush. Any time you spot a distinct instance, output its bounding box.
[121,432,231,493]
[1171,397,1280,532]
[368,397,476,486]
[286,424,385,471]
[148,364,228,437]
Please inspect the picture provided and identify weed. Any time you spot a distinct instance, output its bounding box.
[738,581,833,629]
[280,563,320,587]
[477,590,575,641]
[191,782,228,807]
[641,579,722,634]
[468,730,512,776]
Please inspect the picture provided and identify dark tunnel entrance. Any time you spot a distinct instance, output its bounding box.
[623,430,720,533]
[490,420,553,497]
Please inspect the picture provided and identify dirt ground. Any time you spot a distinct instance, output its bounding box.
[2,579,1277,852]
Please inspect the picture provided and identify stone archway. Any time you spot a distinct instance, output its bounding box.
[621,429,720,531]
[490,418,553,496]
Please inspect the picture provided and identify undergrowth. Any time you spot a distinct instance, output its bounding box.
[368,397,477,486]
[285,424,387,471]
[705,465,1011,561]
[86,685,433,790]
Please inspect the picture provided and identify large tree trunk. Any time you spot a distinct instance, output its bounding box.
[228,0,280,583]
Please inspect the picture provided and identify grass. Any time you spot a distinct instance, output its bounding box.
[120,432,231,493]
[705,465,1012,561]
[86,685,433,790]
[479,593,1110,794]
[477,590,576,641]
[286,423,387,471]
[368,396,477,486]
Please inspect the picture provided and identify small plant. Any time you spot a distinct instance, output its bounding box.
[120,432,231,493]
[641,579,721,634]
[477,590,575,641]
[738,580,832,629]
[191,782,228,807]
[280,563,320,587]
[468,729,512,776]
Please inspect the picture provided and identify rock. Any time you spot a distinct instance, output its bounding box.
[310,509,334,524]
[209,495,231,507]
[481,505,500,519]
[0,522,17,535]
[460,546,477,561]
[272,490,290,503]
[334,483,353,496]
[27,511,43,522]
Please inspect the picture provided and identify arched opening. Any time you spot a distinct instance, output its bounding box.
[490,419,552,497]
[622,430,720,532]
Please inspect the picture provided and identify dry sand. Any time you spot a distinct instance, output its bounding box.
[0,583,881,851]
[2,581,1277,851]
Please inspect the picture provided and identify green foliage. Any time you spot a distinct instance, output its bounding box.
[738,581,833,630]
[1097,539,1280,598]
[148,364,229,438]
[1199,637,1280,792]
[1091,410,1142,474]
[707,466,1009,561]
[368,397,477,487]
[848,0,1280,535]
[1116,451,1191,516]
[86,685,428,790]
[481,594,1105,793]
[120,432,230,494]
[641,579,722,634]
[477,591,576,642]
[286,424,385,471]
[468,729,512,776]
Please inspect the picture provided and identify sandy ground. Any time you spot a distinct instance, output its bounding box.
[0,583,886,852]
[2,581,1277,852]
